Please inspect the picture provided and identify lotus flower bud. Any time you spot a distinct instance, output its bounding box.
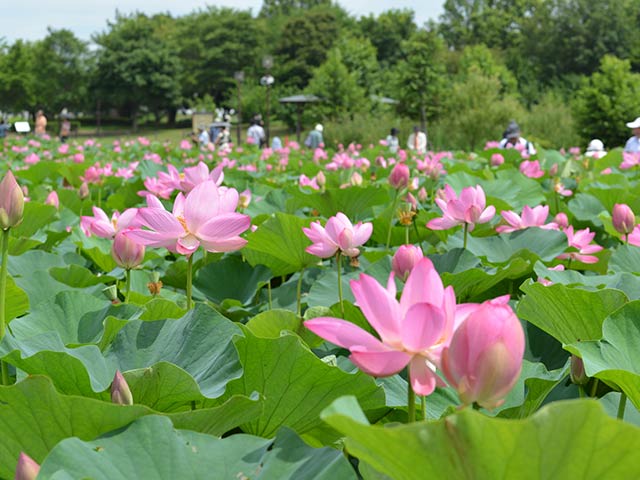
[389,163,410,189]
[392,244,424,282]
[316,171,326,188]
[417,187,428,203]
[14,452,40,480]
[612,203,635,235]
[78,181,90,199]
[549,163,559,176]
[490,153,504,166]
[570,355,588,386]
[111,231,145,269]
[110,370,133,405]
[350,171,363,186]
[554,212,569,229]
[45,190,59,209]
[0,171,24,230]
[441,299,525,409]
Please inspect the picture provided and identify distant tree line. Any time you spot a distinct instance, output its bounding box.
[1,0,640,149]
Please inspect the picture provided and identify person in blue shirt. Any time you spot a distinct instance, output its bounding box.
[0,118,10,139]
[624,117,640,152]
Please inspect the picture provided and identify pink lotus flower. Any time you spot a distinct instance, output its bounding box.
[441,296,524,409]
[496,205,556,233]
[389,163,410,189]
[490,153,504,166]
[626,225,640,246]
[305,258,456,395]
[14,452,40,480]
[238,189,252,210]
[556,226,603,264]
[303,212,372,258]
[554,181,572,197]
[485,141,501,149]
[620,152,640,170]
[24,153,40,165]
[45,191,59,209]
[112,231,145,269]
[299,174,320,190]
[125,180,250,256]
[180,162,224,192]
[111,370,133,405]
[554,212,569,230]
[519,160,544,178]
[0,171,24,229]
[180,139,193,150]
[538,264,565,286]
[392,244,424,282]
[612,203,635,235]
[427,184,495,232]
[81,207,139,239]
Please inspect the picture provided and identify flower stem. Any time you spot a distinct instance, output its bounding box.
[296,269,304,316]
[407,373,416,423]
[186,254,193,310]
[267,281,272,310]
[0,228,10,385]
[421,395,426,420]
[97,186,102,210]
[124,269,131,304]
[617,392,627,420]
[463,222,469,249]
[336,252,345,318]
[590,378,599,397]
[386,190,399,249]
[405,225,410,244]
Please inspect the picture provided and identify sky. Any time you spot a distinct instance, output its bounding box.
[1,0,444,43]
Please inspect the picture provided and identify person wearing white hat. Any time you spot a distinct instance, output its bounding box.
[304,124,324,149]
[585,139,606,158]
[624,117,640,152]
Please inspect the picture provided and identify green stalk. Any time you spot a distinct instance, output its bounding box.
[124,269,131,304]
[617,393,628,420]
[0,228,10,385]
[296,269,304,316]
[405,225,410,244]
[463,222,469,249]
[407,371,416,423]
[336,252,345,318]
[97,186,102,210]
[186,254,194,310]
[385,190,399,249]
[590,378,599,397]
[421,395,426,421]
[267,281,272,310]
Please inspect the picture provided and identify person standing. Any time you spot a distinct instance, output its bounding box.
[407,126,427,154]
[386,127,400,154]
[247,120,266,147]
[624,117,640,153]
[0,118,10,139]
[60,117,71,143]
[305,124,324,149]
[35,110,47,137]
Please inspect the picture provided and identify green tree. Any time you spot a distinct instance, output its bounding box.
[306,49,367,120]
[393,30,448,131]
[32,28,90,115]
[92,13,182,128]
[259,0,332,17]
[174,8,261,105]
[0,40,36,114]
[457,44,518,95]
[440,68,525,151]
[574,55,640,147]
[358,9,417,68]
[334,34,381,96]
[274,6,343,89]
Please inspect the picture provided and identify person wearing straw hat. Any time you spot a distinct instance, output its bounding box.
[624,117,640,152]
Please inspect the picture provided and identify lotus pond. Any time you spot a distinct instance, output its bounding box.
[2,136,640,478]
